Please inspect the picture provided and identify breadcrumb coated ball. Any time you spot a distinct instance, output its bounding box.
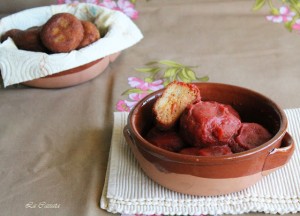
[1,27,48,52]
[77,20,100,49]
[40,13,84,53]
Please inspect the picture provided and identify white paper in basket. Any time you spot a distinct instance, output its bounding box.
[0,3,143,87]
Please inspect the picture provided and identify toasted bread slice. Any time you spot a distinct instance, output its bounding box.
[153,81,201,130]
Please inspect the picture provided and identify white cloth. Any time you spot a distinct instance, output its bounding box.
[0,3,143,87]
[101,109,300,215]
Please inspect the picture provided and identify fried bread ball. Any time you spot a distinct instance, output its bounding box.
[40,13,84,53]
[77,20,100,49]
[1,27,48,52]
[0,29,21,43]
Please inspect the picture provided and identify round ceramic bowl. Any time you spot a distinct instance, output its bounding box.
[22,52,120,89]
[124,82,295,196]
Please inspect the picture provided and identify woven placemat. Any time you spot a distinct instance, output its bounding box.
[101,109,300,215]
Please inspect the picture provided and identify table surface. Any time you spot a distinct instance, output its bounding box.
[0,0,299,215]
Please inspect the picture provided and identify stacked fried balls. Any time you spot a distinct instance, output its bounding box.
[0,13,100,53]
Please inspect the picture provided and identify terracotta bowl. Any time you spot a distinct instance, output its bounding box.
[22,52,120,89]
[124,82,295,196]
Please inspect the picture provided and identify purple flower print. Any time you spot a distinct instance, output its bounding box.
[116,77,164,111]
[99,0,138,19]
[266,6,295,23]
[116,0,138,20]
[124,99,137,109]
[129,92,149,101]
[99,0,116,8]
[128,77,164,91]
[116,60,208,112]
[124,91,149,108]
[292,19,300,30]
[116,100,131,112]
[57,0,138,20]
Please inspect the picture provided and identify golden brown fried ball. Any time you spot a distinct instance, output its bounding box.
[1,27,48,52]
[40,13,84,53]
[1,29,22,43]
[77,20,100,49]
[17,27,48,52]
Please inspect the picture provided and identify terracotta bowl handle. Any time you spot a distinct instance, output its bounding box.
[124,125,136,147]
[262,132,295,176]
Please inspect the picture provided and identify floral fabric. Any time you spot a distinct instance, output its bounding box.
[57,0,138,19]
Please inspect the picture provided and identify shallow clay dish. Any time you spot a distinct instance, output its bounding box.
[22,52,120,88]
[124,82,295,196]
